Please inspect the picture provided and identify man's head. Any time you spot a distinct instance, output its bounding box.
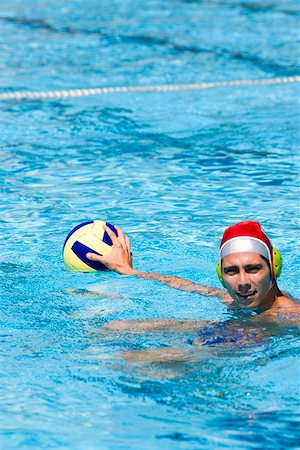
[217,221,282,309]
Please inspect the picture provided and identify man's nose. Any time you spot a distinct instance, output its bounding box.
[238,283,251,293]
[238,271,251,292]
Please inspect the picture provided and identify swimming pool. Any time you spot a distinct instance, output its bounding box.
[1,0,299,448]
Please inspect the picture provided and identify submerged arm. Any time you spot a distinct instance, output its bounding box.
[102,318,207,333]
[86,224,225,298]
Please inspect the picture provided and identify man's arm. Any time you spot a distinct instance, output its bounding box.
[86,224,225,298]
[119,269,225,298]
[101,318,206,332]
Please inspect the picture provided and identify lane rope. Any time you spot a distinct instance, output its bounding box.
[0,76,299,100]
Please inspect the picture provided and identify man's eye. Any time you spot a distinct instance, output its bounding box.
[225,269,238,276]
[246,266,260,273]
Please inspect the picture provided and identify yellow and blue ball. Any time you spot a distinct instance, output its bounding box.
[63,220,118,272]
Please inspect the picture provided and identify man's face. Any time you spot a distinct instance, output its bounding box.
[221,252,272,309]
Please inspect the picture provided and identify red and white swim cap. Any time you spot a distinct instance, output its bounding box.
[220,221,274,275]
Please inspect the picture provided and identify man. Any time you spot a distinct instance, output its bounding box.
[85,220,299,364]
[87,220,299,320]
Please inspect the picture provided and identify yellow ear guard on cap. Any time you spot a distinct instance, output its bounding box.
[216,248,282,287]
[272,248,282,279]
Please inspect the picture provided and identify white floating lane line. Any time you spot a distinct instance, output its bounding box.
[0,76,299,100]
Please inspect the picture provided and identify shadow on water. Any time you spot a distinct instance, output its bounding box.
[1,0,299,78]
[179,0,298,17]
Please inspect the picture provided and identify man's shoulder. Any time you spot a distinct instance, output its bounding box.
[277,294,300,312]
[274,295,300,325]
[221,292,235,307]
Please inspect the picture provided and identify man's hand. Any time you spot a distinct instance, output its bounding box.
[86,225,134,274]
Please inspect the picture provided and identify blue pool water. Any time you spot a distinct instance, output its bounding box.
[1,0,299,448]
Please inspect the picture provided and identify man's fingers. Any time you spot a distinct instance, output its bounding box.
[114,225,127,248]
[86,252,104,262]
[103,224,119,245]
[125,235,131,253]
[116,227,132,262]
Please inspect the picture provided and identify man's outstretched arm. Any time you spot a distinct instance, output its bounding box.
[86,224,226,299]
